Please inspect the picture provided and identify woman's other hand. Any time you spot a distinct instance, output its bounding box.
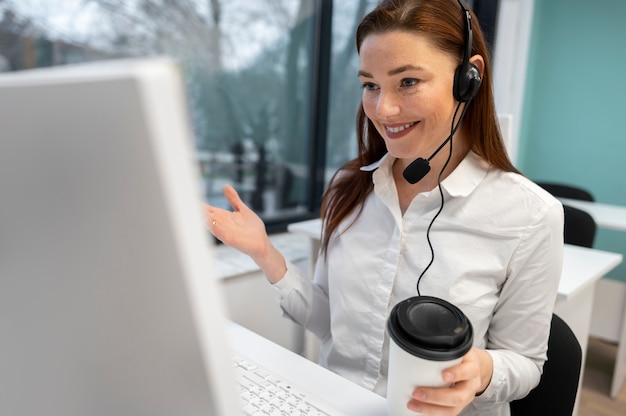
[407,348,493,415]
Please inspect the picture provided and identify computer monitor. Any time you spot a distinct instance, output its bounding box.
[0,58,242,416]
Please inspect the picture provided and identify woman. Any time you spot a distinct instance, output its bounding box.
[206,0,564,414]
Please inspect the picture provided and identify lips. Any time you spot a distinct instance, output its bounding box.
[384,121,418,139]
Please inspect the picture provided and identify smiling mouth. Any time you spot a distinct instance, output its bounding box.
[385,121,417,135]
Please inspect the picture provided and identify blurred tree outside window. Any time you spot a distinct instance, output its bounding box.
[0,0,320,229]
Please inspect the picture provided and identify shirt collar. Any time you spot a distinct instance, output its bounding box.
[359,151,490,197]
[441,151,491,197]
[360,153,392,172]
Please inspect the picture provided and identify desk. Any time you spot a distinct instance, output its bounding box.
[557,244,623,301]
[288,218,623,412]
[559,197,626,232]
[552,245,622,413]
[559,197,626,399]
[229,321,387,416]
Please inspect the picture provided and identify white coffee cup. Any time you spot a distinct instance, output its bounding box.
[387,296,473,416]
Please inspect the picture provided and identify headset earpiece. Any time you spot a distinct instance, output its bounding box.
[453,0,482,103]
[454,62,481,102]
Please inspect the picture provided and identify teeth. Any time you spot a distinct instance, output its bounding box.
[387,122,415,134]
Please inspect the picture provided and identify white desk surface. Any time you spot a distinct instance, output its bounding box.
[287,218,323,239]
[287,218,624,302]
[559,197,626,232]
[228,322,387,416]
[558,244,622,300]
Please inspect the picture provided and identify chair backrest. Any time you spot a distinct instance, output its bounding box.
[510,314,582,416]
[536,182,594,202]
[563,205,597,248]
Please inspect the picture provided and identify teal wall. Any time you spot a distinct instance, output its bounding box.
[518,0,626,282]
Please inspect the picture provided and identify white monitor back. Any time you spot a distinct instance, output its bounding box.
[0,58,241,416]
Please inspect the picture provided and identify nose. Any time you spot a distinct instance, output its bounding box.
[375,90,401,119]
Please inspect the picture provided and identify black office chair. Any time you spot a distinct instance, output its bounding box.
[510,314,582,416]
[563,205,597,248]
[536,182,594,202]
[535,182,597,247]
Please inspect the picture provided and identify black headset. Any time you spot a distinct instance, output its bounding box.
[453,0,482,103]
[402,0,483,185]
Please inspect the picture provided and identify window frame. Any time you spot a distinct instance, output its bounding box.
[264,0,333,234]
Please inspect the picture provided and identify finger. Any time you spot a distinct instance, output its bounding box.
[203,204,229,228]
[223,184,248,212]
[203,204,215,226]
[411,386,456,407]
[442,355,480,386]
[411,380,476,412]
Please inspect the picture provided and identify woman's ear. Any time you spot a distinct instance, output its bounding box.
[470,54,485,78]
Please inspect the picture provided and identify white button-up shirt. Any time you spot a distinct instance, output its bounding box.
[274,151,564,416]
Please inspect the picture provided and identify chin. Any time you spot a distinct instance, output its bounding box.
[385,145,419,163]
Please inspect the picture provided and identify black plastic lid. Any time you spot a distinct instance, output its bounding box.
[387,296,473,361]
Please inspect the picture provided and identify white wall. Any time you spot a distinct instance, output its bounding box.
[492,0,534,163]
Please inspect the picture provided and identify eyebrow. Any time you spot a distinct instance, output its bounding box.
[358,65,425,78]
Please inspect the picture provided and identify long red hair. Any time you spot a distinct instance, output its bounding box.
[320,0,518,253]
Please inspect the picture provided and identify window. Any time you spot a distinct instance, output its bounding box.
[324,0,379,181]
[0,0,324,232]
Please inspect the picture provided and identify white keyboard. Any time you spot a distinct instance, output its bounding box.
[232,353,346,416]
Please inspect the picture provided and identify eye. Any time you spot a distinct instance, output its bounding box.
[361,82,379,91]
[401,78,419,88]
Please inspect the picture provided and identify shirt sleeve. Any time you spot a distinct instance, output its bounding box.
[474,198,564,404]
[271,252,331,341]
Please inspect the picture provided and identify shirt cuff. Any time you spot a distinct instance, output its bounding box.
[271,259,300,296]
[473,350,504,403]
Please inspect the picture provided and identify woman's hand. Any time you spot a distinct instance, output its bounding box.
[204,185,287,283]
[205,185,268,258]
[407,348,493,415]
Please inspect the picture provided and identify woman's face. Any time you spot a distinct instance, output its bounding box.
[358,30,460,164]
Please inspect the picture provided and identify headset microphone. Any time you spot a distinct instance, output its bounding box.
[401,101,468,184]
[402,134,452,184]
